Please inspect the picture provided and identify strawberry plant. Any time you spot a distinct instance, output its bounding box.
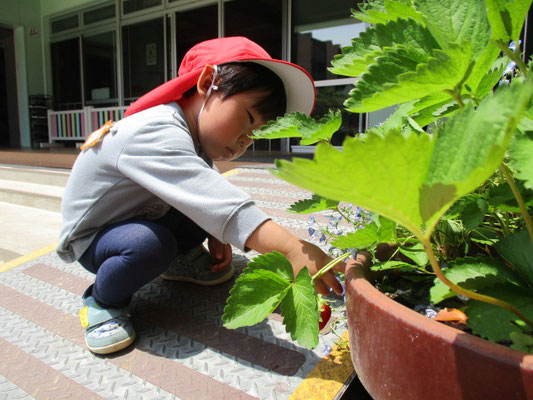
[222,0,533,352]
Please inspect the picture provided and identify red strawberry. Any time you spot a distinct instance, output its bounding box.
[319,304,332,330]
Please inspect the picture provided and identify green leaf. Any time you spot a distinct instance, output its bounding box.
[222,269,291,329]
[370,260,419,271]
[495,230,533,289]
[448,194,489,230]
[471,54,509,99]
[484,0,533,43]
[467,284,533,342]
[510,331,533,354]
[430,257,524,303]
[274,73,533,241]
[280,267,319,349]
[470,226,501,245]
[421,77,533,231]
[288,195,339,214]
[275,129,434,238]
[487,180,533,212]
[399,242,429,266]
[251,110,342,145]
[332,224,379,250]
[509,132,533,189]
[329,18,438,77]
[251,113,301,140]
[345,43,472,112]
[244,251,294,282]
[417,0,491,57]
[299,110,343,145]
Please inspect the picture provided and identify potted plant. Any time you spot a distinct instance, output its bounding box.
[222,0,533,398]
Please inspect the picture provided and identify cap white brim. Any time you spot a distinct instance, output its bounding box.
[243,59,316,115]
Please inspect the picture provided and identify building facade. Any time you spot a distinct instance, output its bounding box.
[1,1,531,151]
[1,0,374,151]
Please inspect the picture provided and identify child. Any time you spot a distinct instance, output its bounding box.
[57,36,344,355]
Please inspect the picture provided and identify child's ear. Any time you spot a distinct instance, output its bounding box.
[197,65,217,98]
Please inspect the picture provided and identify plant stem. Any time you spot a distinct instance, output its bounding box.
[497,41,529,77]
[312,252,351,281]
[335,206,356,226]
[420,236,533,329]
[499,163,533,247]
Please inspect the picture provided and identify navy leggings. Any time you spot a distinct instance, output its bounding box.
[79,208,207,308]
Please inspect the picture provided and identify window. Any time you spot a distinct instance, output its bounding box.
[51,14,79,34]
[83,32,117,106]
[51,38,82,110]
[225,0,283,151]
[122,0,162,15]
[224,0,282,59]
[84,5,116,26]
[292,0,366,80]
[122,19,165,102]
[175,5,218,65]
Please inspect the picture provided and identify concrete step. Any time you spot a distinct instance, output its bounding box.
[0,178,63,212]
[0,201,62,264]
[0,164,70,187]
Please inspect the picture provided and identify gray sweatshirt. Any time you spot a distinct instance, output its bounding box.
[57,102,269,262]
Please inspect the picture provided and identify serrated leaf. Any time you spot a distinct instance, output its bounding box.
[280,267,319,349]
[222,269,291,329]
[352,0,423,25]
[495,230,533,289]
[470,226,501,245]
[484,0,533,43]
[399,242,429,266]
[288,195,339,214]
[329,18,438,77]
[450,194,488,230]
[509,132,533,189]
[332,225,379,250]
[251,110,342,145]
[275,129,434,238]
[471,53,506,96]
[417,0,491,57]
[370,260,419,271]
[244,251,294,282]
[345,43,472,112]
[299,110,343,145]
[467,284,533,342]
[510,331,533,354]
[430,257,524,303]
[421,77,533,231]
[274,75,533,240]
[487,180,533,212]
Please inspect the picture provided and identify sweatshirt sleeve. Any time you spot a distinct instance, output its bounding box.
[115,108,269,251]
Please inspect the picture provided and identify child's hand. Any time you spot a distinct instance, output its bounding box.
[286,239,344,297]
[208,236,232,272]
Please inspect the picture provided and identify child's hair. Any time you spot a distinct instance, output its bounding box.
[186,62,287,122]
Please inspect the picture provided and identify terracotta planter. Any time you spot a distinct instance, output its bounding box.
[345,253,533,400]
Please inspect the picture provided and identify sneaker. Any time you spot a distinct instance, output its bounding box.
[161,245,235,285]
[79,292,136,355]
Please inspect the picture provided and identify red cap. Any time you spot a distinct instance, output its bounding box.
[124,36,316,117]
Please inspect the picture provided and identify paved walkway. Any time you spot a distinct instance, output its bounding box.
[0,166,356,400]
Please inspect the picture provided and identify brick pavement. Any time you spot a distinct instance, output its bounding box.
[0,167,354,400]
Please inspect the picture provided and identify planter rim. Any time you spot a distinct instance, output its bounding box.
[345,255,533,366]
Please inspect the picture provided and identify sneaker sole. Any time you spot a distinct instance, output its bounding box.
[87,332,136,355]
[161,265,235,286]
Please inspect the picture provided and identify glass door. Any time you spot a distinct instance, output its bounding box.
[122,18,165,104]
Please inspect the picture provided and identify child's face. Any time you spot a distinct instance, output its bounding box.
[197,90,266,161]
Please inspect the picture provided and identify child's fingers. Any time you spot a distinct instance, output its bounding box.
[320,271,343,295]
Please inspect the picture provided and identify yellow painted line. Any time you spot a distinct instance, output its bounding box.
[0,243,57,274]
[222,168,242,178]
[289,331,354,400]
